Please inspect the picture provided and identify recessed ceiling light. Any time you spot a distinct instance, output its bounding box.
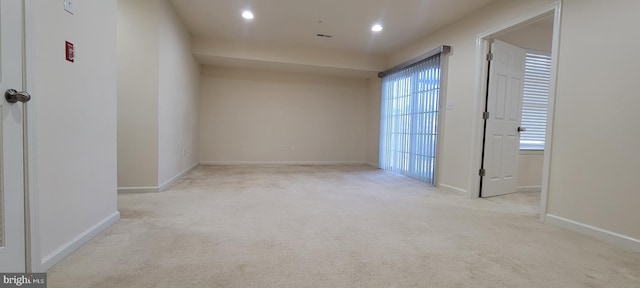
[371,24,383,32]
[242,11,254,20]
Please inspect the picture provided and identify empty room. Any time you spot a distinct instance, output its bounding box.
[1,0,639,287]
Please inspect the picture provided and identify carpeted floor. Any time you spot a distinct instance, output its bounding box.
[48,165,640,287]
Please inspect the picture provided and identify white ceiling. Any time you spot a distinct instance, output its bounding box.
[169,0,500,57]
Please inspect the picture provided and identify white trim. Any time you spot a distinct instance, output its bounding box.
[117,186,160,194]
[468,35,490,198]
[20,0,33,273]
[200,161,366,166]
[526,49,552,57]
[439,184,469,195]
[24,0,41,273]
[365,162,379,168]
[118,163,199,194]
[39,211,120,271]
[519,149,544,156]
[546,214,640,252]
[516,186,541,192]
[468,1,561,225]
[539,2,563,222]
[158,162,199,191]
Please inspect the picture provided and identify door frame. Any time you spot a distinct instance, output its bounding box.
[22,0,39,272]
[468,2,562,221]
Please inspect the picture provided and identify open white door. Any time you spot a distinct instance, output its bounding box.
[481,40,525,197]
[0,0,28,272]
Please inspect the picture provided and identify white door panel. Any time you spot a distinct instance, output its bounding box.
[0,0,26,271]
[482,40,525,197]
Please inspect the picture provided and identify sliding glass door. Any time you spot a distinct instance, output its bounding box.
[380,54,442,185]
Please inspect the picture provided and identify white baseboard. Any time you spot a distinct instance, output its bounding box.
[40,211,120,271]
[516,185,542,192]
[545,214,640,252]
[118,162,199,194]
[365,162,379,168]
[200,161,366,166]
[117,186,159,194]
[159,162,199,191]
[439,184,469,195]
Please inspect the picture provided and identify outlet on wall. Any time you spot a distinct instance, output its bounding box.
[64,0,74,14]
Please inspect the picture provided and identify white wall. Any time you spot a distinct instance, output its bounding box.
[157,0,200,187]
[118,0,200,190]
[199,67,368,164]
[498,19,553,52]
[27,0,119,270]
[192,38,386,78]
[548,0,640,240]
[387,0,556,193]
[517,152,544,190]
[117,0,159,188]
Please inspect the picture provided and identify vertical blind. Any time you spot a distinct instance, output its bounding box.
[380,54,442,185]
[520,51,551,150]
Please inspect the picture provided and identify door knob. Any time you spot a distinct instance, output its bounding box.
[517,126,527,132]
[5,89,31,103]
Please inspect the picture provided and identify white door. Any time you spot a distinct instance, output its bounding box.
[481,40,525,197]
[0,0,27,272]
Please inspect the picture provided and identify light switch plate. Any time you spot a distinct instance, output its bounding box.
[446,100,454,110]
[64,0,74,15]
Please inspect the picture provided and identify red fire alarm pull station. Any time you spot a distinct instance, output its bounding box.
[65,41,74,62]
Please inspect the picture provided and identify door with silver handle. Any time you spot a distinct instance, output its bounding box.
[5,89,30,103]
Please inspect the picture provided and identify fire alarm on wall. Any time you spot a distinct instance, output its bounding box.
[64,0,74,14]
[66,41,74,63]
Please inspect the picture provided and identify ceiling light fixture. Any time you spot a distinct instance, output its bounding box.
[242,11,254,20]
[371,24,383,32]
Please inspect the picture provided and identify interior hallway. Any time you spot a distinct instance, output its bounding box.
[47,166,640,287]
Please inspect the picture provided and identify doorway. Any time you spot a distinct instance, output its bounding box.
[469,3,561,220]
[480,15,554,199]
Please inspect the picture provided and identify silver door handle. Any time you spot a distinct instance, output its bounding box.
[5,89,31,103]
[517,127,527,132]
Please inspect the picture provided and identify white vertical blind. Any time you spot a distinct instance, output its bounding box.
[520,51,551,150]
[380,54,441,185]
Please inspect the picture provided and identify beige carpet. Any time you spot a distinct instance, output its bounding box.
[48,165,640,287]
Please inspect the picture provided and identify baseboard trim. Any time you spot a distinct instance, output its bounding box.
[365,162,379,168]
[516,185,542,192]
[159,162,199,191]
[545,214,640,252]
[200,161,366,166]
[40,211,120,271]
[117,186,159,194]
[439,184,469,195]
